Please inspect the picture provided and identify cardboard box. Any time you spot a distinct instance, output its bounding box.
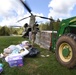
[35,31,57,49]
[8,55,23,67]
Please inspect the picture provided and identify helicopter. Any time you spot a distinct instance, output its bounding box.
[18,0,54,46]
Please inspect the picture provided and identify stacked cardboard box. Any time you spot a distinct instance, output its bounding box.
[35,31,57,50]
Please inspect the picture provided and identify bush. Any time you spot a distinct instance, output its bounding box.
[0,26,10,36]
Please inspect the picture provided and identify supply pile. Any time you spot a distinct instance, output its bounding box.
[0,40,40,73]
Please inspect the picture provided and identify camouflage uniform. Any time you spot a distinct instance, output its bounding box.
[29,15,36,46]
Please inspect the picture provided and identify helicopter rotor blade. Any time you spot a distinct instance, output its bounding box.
[20,0,32,14]
[17,16,30,22]
[35,15,53,20]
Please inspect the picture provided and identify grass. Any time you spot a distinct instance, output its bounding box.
[0,36,76,75]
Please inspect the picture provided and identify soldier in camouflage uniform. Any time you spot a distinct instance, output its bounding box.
[29,15,35,46]
[29,15,39,46]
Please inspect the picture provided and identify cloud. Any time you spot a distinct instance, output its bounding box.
[0,0,25,26]
[48,0,76,19]
[0,0,24,17]
[0,0,44,26]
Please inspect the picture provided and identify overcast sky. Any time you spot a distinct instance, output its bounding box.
[0,0,76,26]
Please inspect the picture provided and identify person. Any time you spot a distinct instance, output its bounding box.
[22,23,31,38]
[31,22,40,47]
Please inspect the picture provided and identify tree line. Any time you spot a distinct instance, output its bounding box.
[0,26,23,36]
[39,18,60,31]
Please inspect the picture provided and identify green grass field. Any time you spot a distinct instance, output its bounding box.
[0,36,76,75]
